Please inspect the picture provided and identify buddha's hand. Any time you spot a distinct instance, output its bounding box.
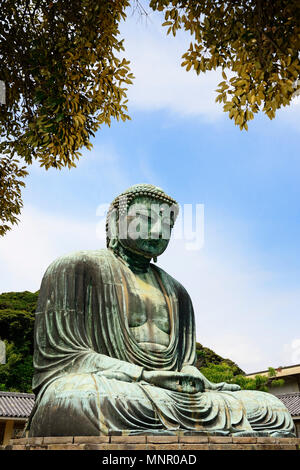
[210,382,241,392]
[180,365,241,392]
[141,370,204,394]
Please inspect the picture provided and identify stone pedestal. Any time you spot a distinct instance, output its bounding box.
[2,435,300,450]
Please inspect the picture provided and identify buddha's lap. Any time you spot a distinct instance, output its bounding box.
[29,373,294,437]
[37,372,287,416]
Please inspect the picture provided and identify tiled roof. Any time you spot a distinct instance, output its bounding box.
[0,391,35,418]
[246,364,300,379]
[276,393,300,417]
[0,390,299,421]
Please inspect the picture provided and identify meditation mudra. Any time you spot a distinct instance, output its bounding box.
[28,184,295,437]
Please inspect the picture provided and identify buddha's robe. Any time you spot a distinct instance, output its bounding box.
[28,249,295,436]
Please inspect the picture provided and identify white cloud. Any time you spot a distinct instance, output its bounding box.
[119,8,300,126]
[283,339,300,365]
[27,142,132,194]
[120,12,224,120]
[0,206,104,293]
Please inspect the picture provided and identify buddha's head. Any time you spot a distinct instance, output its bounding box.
[106,184,179,261]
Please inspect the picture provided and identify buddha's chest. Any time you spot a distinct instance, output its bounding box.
[126,270,171,352]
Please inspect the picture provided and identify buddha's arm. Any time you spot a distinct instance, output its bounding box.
[72,353,204,392]
[70,351,144,383]
[62,352,206,393]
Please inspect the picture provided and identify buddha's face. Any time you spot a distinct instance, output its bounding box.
[118,195,176,258]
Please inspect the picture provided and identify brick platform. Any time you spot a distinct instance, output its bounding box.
[1,435,300,450]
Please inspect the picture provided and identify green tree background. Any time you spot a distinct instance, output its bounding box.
[0,291,284,393]
[0,291,37,393]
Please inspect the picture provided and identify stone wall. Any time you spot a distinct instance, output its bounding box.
[1,435,300,450]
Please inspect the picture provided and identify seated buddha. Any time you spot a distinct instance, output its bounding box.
[28,184,295,437]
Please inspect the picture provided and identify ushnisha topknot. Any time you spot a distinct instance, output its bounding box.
[106,183,179,248]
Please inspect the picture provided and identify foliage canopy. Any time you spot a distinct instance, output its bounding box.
[0,0,132,235]
[195,342,284,392]
[200,362,284,393]
[0,291,38,392]
[151,0,300,130]
[1,0,299,234]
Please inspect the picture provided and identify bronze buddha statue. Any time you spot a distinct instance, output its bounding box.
[28,184,295,437]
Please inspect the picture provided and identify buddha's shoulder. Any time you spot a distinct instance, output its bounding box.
[152,264,190,298]
[44,249,115,274]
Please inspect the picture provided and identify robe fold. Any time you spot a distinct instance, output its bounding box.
[28,249,295,437]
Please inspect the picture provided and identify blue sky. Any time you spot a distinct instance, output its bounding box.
[0,6,299,373]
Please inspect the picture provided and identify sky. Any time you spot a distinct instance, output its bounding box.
[1,5,300,373]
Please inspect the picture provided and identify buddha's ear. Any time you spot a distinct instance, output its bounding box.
[107,208,119,249]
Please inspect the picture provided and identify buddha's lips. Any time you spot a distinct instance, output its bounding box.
[138,240,168,254]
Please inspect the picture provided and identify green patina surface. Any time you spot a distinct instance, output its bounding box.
[27,184,296,437]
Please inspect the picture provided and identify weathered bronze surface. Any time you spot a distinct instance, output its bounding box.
[28,184,295,437]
